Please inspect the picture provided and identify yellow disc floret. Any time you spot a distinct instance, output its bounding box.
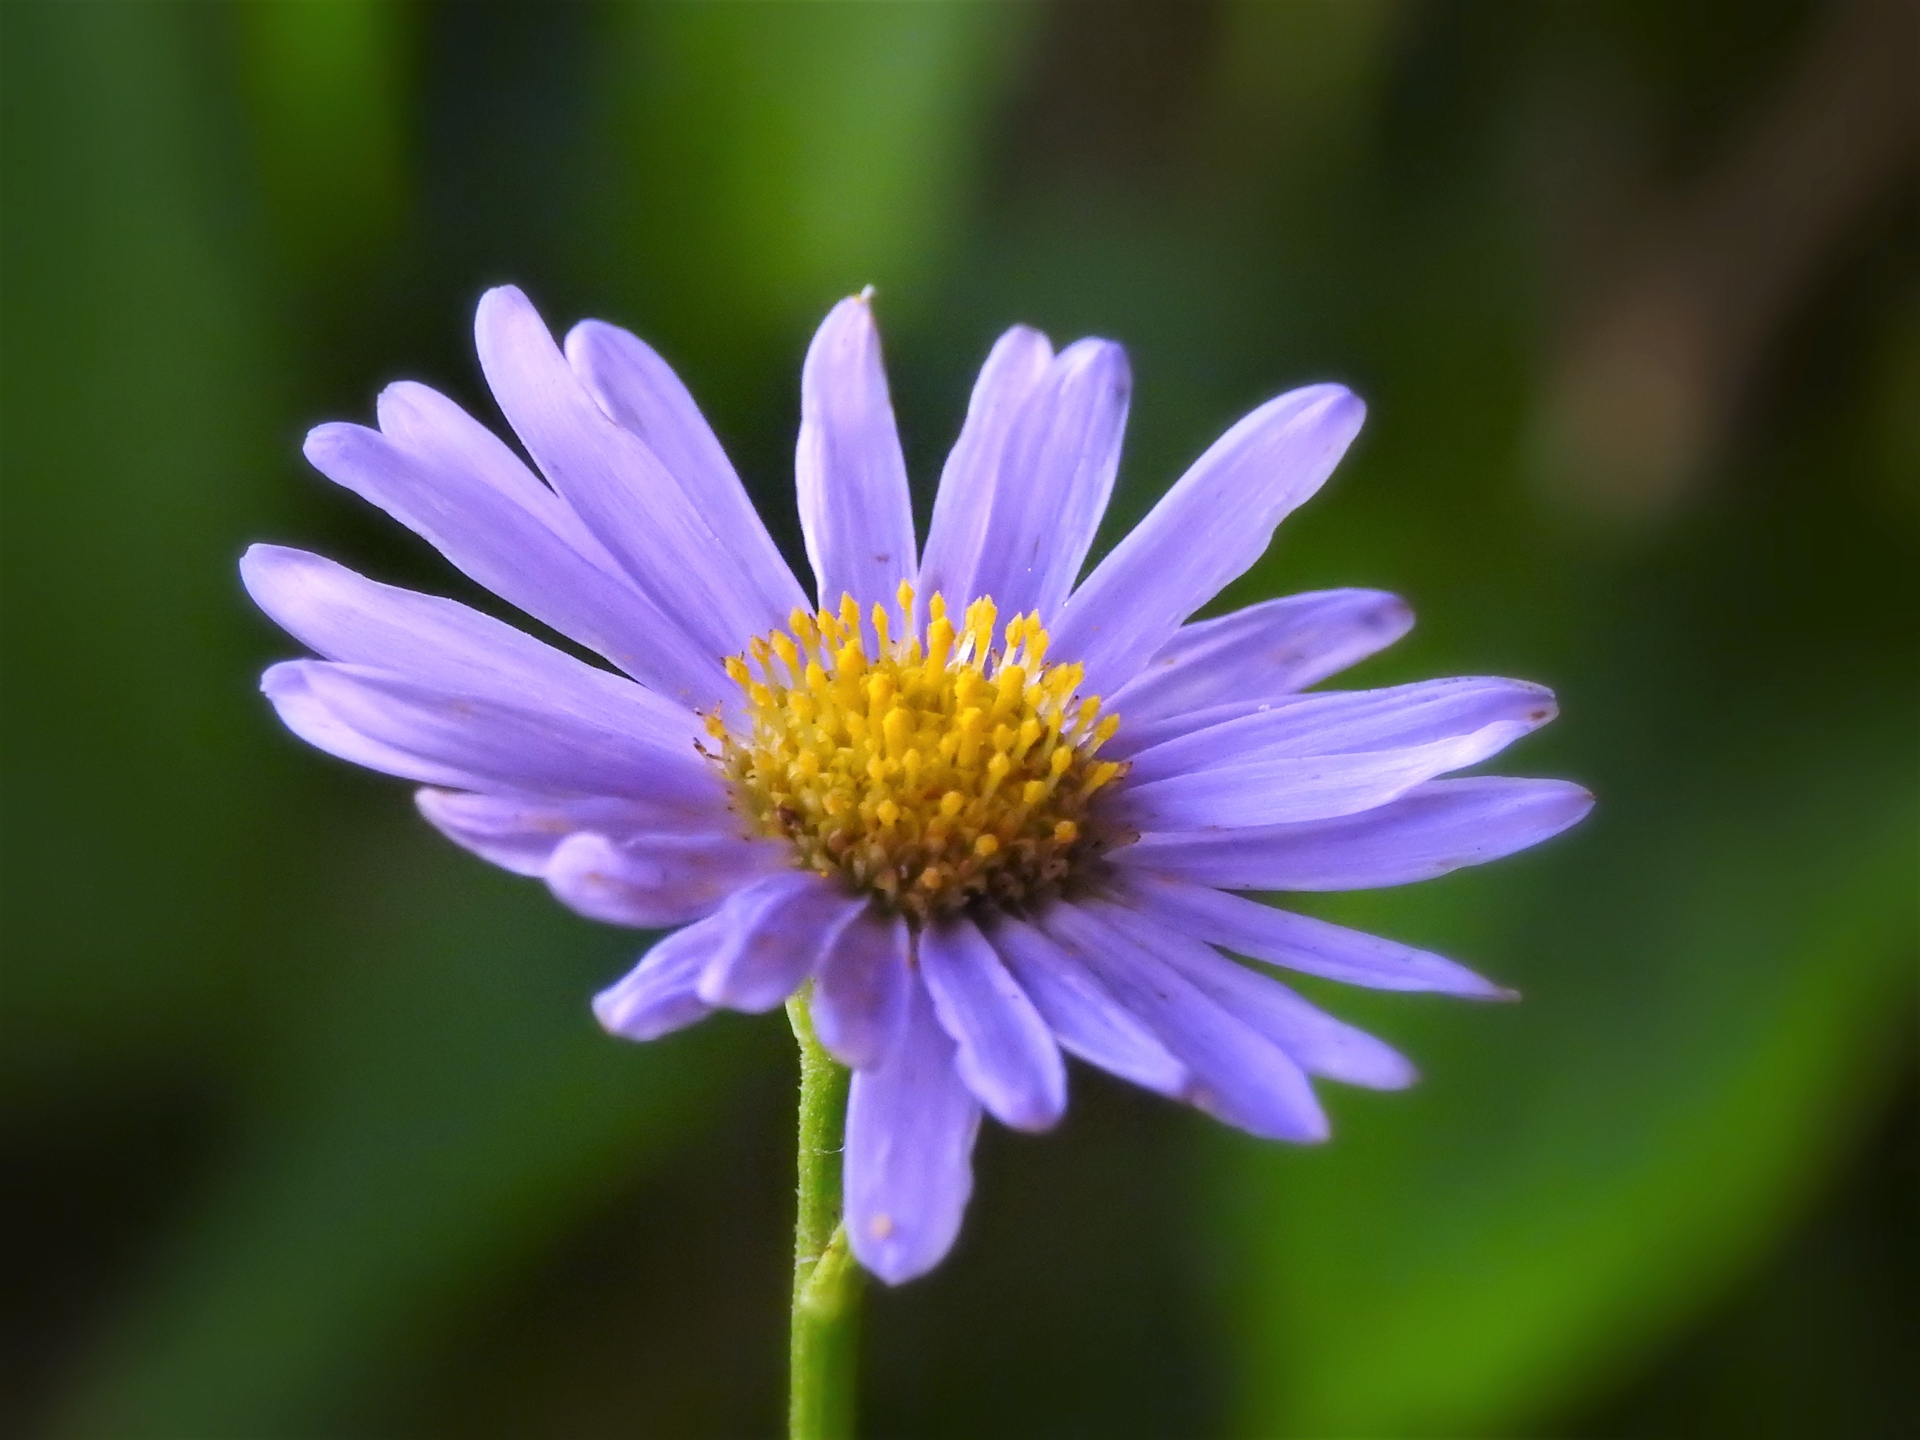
[704,582,1126,924]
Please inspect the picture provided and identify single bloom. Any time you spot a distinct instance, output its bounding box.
[245,285,1592,1283]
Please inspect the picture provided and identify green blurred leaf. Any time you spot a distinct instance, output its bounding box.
[600,0,1030,328]
[237,0,413,277]
[57,829,760,1439]
[1223,718,1912,1439]
[0,0,292,1076]
[1216,330,1918,1439]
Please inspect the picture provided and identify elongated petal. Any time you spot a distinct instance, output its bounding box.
[796,293,917,612]
[1112,870,1511,997]
[1041,902,1328,1142]
[919,918,1066,1131]
[416,789,734,876]
[374,378,617,563]
[1121,720,1543,830]
[1054,385,1365,696]
[249,569,704,748]
[242,545,706,748]
[961,339,1130,624]
[263,662,469,788]
[545,831,791,929]
[987,915,1187,1096]
[474,285,778,652]
[1105,697,1279,759]
[565,319,809,623]
[1088,900,1415,1089]
[916,326,1054,623]
[592,916,731,1041]
[314,389,727,708]
[1124,678,1557,783]
[1115,776,1595,889]
[845,977,982,1284]
[812,907,912,1071]
[1109,589,1414,730]
[694,870,863,1012]
[270,662,713,801]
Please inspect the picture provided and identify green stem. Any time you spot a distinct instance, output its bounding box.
[787,986,862,1440]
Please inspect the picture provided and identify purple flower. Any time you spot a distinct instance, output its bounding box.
[245,286,1591,1284]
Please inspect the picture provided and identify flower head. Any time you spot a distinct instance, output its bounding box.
[712,587,1126,925]
[246,286,1591,1283]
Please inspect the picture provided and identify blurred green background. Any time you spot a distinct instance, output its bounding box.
[3,2,1914,1437]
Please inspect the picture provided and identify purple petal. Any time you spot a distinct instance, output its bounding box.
[545,831,791,929]
[1111,869,1512,997]
[1108,589,1414,732]
[374,378,618,563]
[915,326,1054,623]
[844,976,982,1284]
[592,917,729,1041]
[242,545,710,742]
[1105,697,1280,759]
[796,292,917,612]
[960,339,1130,624]
[1119,720,1545,830]
[473,286,780,652]
[1114,776,1595,889]
[986,915,1187,1096]
[811,907,912,1071]
[691,870,863,1013]
[262,662,460,787]
[1040,902,1328,1142]
[416,789,734,876]
[1053,385,1365,697]
[564,319,810,624]
[258,602,701,751]
[918,918,1067,1131]
[266,661,717,801]
[1123,677,1557,784]
[1086,900,1416,1090]
[306,389,726,708]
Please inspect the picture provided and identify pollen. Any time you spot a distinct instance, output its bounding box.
[704,583,1128,924]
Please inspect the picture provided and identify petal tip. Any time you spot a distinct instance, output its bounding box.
[237,541,282,578]
[827,289,878,331]
[300,421,356,467]
[372,380,435,434]
[477,281,530,314]
[473,284,545,356]
[1552,784,1598,830]
[849,1223,946,1287]
[1290,383,1366,444]
[999,1094,1068,1135]
[1329,386,1367,432]
[1376,592,1415,630]
[588,986,623,1034]
[258,659,309,698]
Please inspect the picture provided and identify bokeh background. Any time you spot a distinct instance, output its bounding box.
[4,2,1915,1437]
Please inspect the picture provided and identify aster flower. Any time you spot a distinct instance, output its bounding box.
[245,285,1590,1287]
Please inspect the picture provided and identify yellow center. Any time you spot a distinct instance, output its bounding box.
[704,583,1126,924]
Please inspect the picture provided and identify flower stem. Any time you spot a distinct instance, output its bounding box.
[787,986,862,1440]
